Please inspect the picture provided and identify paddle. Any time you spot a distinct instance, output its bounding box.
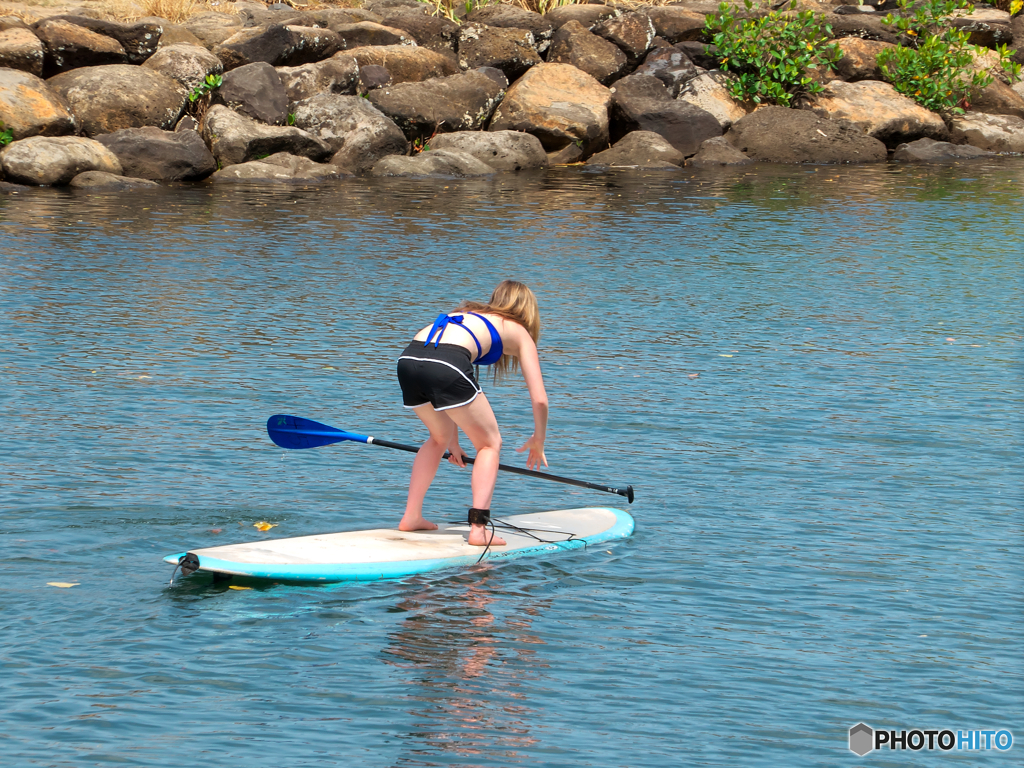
[267,414,635,504]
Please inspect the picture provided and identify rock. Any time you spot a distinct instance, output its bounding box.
[364,0,422,14]
[892,136,994,162]
[369,148,496,177]
[277,55,359,104]
[34,19,127,76]
[349,45,459,84]
[970,78,1024,119]
[236,4,308,28]
[201,103,333,166]
[328,21,415,49]
[210,152,349,182]
[457,23,541,81]
[950,10,1012,49]
[677,71,747,129]
[635,46,699,97]
[611,73,722,155]
[213,61,288,124]
[47,64,189,137]
[687,135,753,166]
[948,113,1024,153]
[359,64,391,92]
[809,80,948,147]
[94,125,216,180]
[306,8,387,27]
[429,130,547,170]
[379,9,459,55]
[43,16,162,64]
[138,17,203,49]
[825,14,898,44]
[645,8,707,44]
[214,24,341,70]
[593,12,656,62]
[475,66,508,89]
[489,62,611,154]
[585,130,684,168]
[0,135,121,185]
[184,13,243,50]
[290,93,407,173]
[0,69,75,139]
[69,170,160,188]
[547,20,627,86]
[176,115,200,132]
[675,40,718,70]
[465,5,554,51]
[366,69,504,141]
[0,27,45,76]
[544,5,617,30]
[834,38,892,82]
[546,142,583,165]
[142,43,223,92]
[725,106,888,163]
[0,17,30,32]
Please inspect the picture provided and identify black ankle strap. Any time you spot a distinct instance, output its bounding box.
[468,507,491,525]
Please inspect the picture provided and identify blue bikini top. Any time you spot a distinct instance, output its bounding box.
[425,312,504,366]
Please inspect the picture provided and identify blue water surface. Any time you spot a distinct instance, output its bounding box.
[1,163,1021,767]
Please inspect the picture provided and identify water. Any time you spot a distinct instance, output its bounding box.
[1,164,1021,767]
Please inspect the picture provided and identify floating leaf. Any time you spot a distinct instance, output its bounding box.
[47,582,79,588]
[688,373,700,379]
[228,585,252,590]
[254,521,277,531]
[720,354,733,357]
[946,337,956,342]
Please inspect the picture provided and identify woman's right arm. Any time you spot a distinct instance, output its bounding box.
[514,327,548,470]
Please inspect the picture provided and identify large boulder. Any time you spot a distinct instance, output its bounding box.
[489,62,611,155]
[379,9,459,55]
[969,78,1024,119]
[142,43,223,92]
[0,27,45,76]
[585,130,684,168]
[611,73,722,155]
[213,61,288,125]
[69,170,159,188]
[809,80,948,147]
[457,24,540,81]
[210,152,348,182]
[834,38,892,82]
[140,17,204,49]
[635,46,699,97]
[369,148,496,177]
[277,54,360,104]
[592,12,656,62]
[677,71,747,129]
[328,21,415,49]
[0,69,76,139]
[465,5,554,52]
[544,5,617,30]
[349,44,459,83]
[42,16,162,64]
[429,130,547,171]
[725,106,888,163]
[184,13,243,50]
[367,69,505,140]
[94,126,216,180]
[688,135,753,166]
[948,113,1024,153]
[33,19,127,76]
[47,65,188,137]
[290,93,408,174]
[547,20,627,86]
[214,24,342,70]
[645,8,707,44]
[951,8,1013,48]
[892,136,994,162]
[0,135,121,185]
[201,104,333,166]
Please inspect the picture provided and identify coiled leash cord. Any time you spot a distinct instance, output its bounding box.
[464,508,582,564]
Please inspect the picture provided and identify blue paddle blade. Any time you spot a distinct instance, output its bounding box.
[266,415,370,450]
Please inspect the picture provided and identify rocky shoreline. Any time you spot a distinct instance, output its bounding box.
[2,0,1024,189]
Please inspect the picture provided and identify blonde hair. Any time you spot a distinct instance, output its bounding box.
[458,280,540,380]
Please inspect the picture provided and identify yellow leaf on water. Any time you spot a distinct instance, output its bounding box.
[254,521,277,531]
[720,354,733,357]
[47,582,79,588]
[228,585,252,590]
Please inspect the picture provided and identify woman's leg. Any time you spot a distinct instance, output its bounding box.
[398,405,456,532]
[446,393,506,546]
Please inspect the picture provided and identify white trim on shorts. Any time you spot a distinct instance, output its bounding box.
[398,355,482,411]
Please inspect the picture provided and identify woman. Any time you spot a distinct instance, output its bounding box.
[396,280,548,546]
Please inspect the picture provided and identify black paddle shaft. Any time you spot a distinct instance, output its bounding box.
[369,437,635,504]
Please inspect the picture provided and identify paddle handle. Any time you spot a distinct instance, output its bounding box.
[369,437,634,503]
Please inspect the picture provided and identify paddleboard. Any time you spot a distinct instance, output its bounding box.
[164,507,634,583]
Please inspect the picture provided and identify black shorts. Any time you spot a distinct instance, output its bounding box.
[397,341,481,411]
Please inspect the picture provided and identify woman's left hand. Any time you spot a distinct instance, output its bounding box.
[447,444,469,467]
[516,435,547,471]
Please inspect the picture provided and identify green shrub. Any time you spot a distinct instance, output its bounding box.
[877,0,1021,114]
[0,121,12,147]
[188,73,223,103]
[705,0,841,107]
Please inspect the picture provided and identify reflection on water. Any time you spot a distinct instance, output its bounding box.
[1,163,1021,767]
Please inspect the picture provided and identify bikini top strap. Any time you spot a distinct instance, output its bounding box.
[425,313,484,360]
[467,312,502,348]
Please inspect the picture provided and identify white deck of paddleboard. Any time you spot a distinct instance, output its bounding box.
[179,508,623,566]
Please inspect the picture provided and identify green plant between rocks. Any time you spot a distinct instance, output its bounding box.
[877,0,1021,114]
[188,73,223,103]
[0,120,13,147]
[705,0,841,107]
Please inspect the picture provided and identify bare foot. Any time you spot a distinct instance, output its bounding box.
[399,516,438,532]
[468,524,505,547]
